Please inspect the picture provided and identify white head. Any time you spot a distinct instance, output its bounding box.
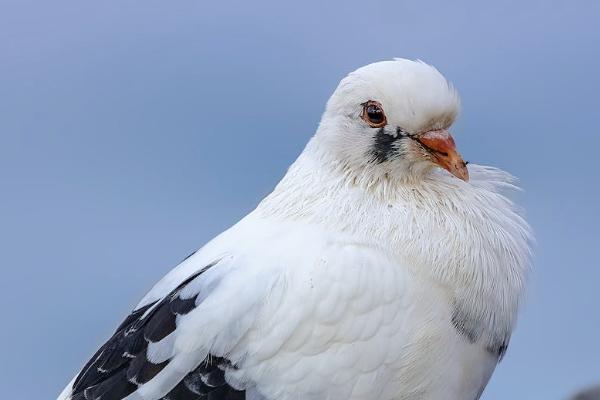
[311,59,468,183]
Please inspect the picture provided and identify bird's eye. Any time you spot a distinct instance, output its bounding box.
[361,101,387,128]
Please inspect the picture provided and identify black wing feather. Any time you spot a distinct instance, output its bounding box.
[83,367,137,400]
[68,261,245,400]
[144,303,178,343]
[126,349,170,384]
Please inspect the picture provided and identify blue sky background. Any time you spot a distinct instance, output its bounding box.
[1,1,599,399]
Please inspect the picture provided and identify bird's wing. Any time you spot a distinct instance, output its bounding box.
[58,250,274,400]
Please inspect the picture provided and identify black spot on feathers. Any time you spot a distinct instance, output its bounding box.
[451,304,511,362]
[371,127,402,163]
[161,358,244,400]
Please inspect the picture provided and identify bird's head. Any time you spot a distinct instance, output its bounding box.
[314,59,468,182]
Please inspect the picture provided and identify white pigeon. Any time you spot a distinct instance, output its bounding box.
[58,58,532,400]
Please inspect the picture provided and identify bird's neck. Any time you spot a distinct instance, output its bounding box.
[258,142,531,348]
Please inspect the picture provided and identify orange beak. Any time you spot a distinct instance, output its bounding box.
[417,129,469,181]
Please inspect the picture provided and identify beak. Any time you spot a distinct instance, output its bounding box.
[417,129,469,181]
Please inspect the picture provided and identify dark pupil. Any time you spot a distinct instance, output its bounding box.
[367,105,383,123]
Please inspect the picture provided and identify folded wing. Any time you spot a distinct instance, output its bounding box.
[60,257,252,400]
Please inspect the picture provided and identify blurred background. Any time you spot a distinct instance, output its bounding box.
[1,1,599,398]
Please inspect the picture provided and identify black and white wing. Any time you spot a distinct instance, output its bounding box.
[58,254,266,400]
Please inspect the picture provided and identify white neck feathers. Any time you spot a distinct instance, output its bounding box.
[258,142,532,345]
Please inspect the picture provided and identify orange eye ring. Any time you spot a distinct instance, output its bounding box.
[361,100,387,128]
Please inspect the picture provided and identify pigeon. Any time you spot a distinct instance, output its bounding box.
[58,58,532,400]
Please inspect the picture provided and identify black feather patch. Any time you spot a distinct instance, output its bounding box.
[170,294,198,315]
[160,358,245,400]
[83,368,137,400]
[127,349,170,384]
[451,303,511,362]
[371,127,401,163]
[70,392,86,400]
[72,301,159,393]
[144,303,177,342]
[69,260,243,400]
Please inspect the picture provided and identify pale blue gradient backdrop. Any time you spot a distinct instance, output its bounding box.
[1,1,599,399]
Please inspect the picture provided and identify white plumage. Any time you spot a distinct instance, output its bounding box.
[59,59,531,400]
